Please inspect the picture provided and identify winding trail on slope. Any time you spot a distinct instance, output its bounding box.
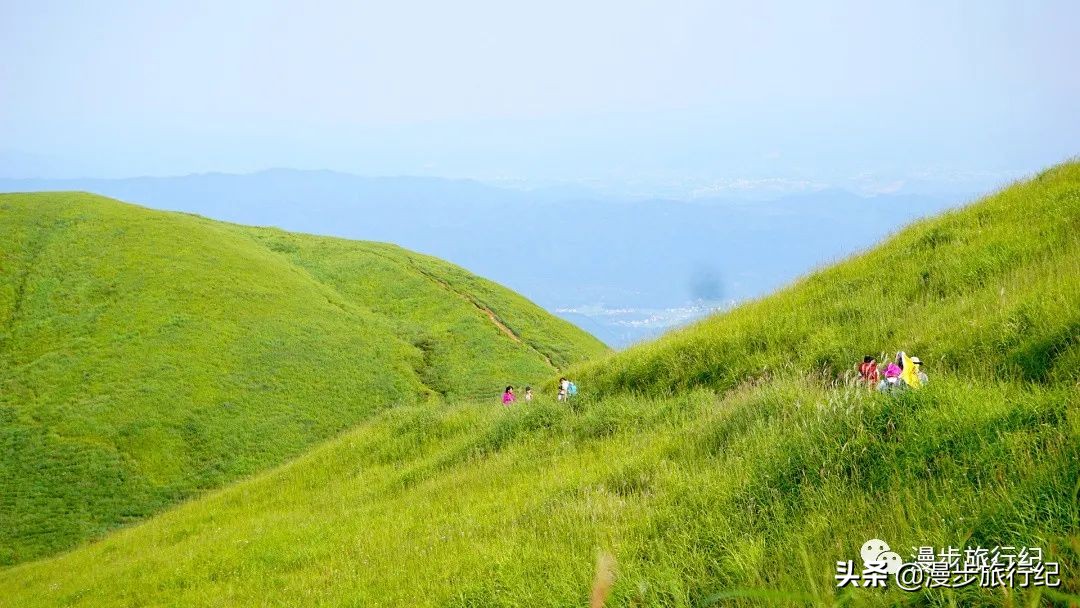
[250,232,560,371]
[406,263,557,369]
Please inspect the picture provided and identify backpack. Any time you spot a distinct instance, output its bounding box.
[567,382,578,396]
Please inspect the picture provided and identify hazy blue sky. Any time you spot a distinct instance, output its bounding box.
[2,0,1077,196]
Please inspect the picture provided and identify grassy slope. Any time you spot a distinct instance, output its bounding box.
[2,381,1072,607]
[0,192,607,565]
[571,163,1080,396]
[1,164,1078,607]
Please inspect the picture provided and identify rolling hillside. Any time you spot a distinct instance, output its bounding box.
[0,192,607,565]
[1,163,1078,607]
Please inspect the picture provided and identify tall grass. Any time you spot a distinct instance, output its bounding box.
[0,379,1073,606]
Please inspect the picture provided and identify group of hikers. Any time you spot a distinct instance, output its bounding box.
[501,355,925,403]
[501,377,577,405]
[857,351,929,391]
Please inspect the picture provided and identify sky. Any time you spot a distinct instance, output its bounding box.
[1,0,1077,197]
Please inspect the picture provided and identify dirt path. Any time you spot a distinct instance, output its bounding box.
[408,265,556,369]
[479,306,521,343]
[274,240,560,371]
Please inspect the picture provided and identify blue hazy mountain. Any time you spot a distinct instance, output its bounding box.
[1,170,958,346]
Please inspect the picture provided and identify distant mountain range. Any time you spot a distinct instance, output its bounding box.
[0,170,966,346]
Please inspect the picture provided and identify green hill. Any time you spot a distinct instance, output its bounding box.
[0,192,607,565]
[1,164,1078,607]
[571,162,1079,396]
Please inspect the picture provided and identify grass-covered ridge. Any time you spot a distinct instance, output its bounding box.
[1,163,1077,607]
[572,162,1079,396]
[0,192,607,565]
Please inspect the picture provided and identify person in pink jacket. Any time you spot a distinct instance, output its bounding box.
[502,386,516,405]
[884,361,902,379]
[878,359,902,391]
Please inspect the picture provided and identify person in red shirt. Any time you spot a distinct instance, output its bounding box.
[858,355,880,387]
[502,386,516,405]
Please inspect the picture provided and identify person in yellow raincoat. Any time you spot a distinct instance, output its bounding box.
[898,351,921,388]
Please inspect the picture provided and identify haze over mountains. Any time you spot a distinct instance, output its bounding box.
[1,171,967,345]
